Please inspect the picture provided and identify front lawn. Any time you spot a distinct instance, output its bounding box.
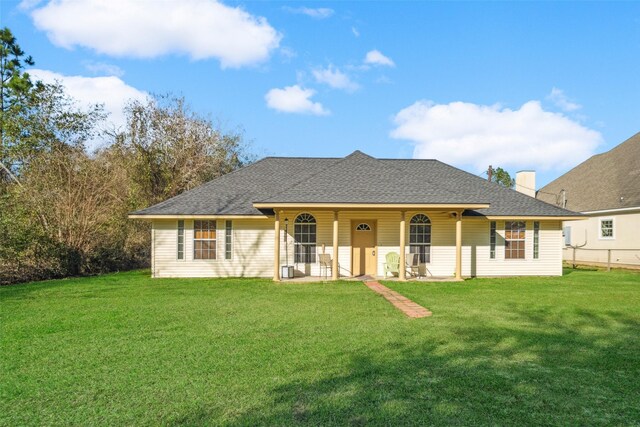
[1,269,639,425]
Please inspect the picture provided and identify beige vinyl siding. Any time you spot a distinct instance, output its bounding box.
[462,220,563,276]
[151,213,564,278]
[561,211,640,266]
[153,218,274,278]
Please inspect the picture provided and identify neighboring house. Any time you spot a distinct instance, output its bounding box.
[130,151,581,280]
[537,132,640,268]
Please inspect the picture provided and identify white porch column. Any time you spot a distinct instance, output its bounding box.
[399,211,407,281]
[273,211,281,281]
[332,211,339,280]
[455,210,462,280]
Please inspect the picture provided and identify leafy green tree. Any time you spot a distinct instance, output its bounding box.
[491,167,515,189]
[0,27,34,120]
[0,27,37,182]
[14,82,105,154]
[1,28,104,181]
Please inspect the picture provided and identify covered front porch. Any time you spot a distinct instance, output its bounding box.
[260,203,489,282]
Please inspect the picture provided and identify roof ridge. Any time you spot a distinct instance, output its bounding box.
[379,158,438,161]
[262,155,341,160]
[255,151,410,203]
[262,150,379,161]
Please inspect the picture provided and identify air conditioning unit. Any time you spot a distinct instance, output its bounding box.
[281,265,294,279]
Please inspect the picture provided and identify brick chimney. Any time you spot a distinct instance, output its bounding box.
[515,171,536,198]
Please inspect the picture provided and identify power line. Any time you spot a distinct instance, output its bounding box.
[511,181,567,207]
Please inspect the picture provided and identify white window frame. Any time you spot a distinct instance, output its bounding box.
[598,218,615,240]
[409,213,432,264]
[177,219,185,261]
[193,219,218,260]
[563,226,572,246]
[489,221,496,259]
[504,221,526,260]
[224,220,233,260]
[294,213,317,264]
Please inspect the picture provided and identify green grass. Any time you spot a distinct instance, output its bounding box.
[1,269,639,426]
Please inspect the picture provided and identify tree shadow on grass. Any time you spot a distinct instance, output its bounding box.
[172,308,640,426]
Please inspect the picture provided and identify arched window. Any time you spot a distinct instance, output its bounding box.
[355,223,371,231]
[409,214,431,263]
[294,213,316,263]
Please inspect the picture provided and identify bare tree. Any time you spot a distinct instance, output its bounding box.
[18,147,130,274]
[107,94,251,205]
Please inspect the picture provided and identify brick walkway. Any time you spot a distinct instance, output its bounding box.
[363,280,432,318]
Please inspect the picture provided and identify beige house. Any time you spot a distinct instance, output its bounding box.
[537,132,640,268]
[130,151,582,280]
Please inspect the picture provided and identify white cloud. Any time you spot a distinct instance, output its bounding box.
[25,0,281,68]
[364,50,395,67]
[352,27,360,37]
[283,6,334,19]
[265,85,329,116]
[279,47,297,62]
[83,61,124,77]
[29,69,149,133]
[312,65,359,92]
[547,87,581,112]
[390,100,602,172]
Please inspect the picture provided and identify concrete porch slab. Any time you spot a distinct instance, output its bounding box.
[280,275,463,283]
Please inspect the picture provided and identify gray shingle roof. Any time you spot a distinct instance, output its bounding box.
[131,157,337,216]
[132,150,580,217]
[258,151,491,205]
[537,132,640,212]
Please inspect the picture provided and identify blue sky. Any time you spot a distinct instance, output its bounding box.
[3,1,639,186]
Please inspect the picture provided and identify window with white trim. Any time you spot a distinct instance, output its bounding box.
[505,221,526,259]
[409,214,431,263]
[225,220,232,260]
[177,220,185,260]
[194,220,216,260]
[294,213,316,263]
[563,226,572,246]
[599,218,614,239]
